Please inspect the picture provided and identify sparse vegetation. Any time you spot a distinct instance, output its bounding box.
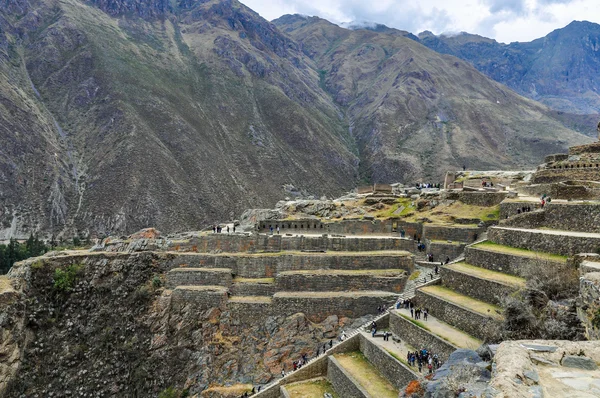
[53,264,83,292]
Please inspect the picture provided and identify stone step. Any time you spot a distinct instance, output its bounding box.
[465,241,567,276]
[330,352,399,398]
[416,285,504,341]
[281,377,339,398]
[389,309,481,361]
[275,269,407,293]
[441,262,525,305]
[230,278,276,296]
[166,267,232,288]
[273,291,399,323]
[488,226,600,256]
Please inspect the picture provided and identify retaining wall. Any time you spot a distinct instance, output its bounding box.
[166,252,414,279]
[327,356,369,398]
[423,225,483,243]
[415,290,501,341]
[227,300,273,324]
[358,334,417,391]
[500,203,600,233]
[578,273,600,340]
[389,311,457,361]
[170,286,228,309]
[440,267,519,305]
[464,246,565,276]
[518,183,598,200]
[273,292,398,323]
[229,282,276,296]
[488,227,600,256]
[177,234,415,254]
[276,272,406,293]
[499,202,539,219]
[165,268,232,288]
[428,241,466,262]
[443,191,508,207]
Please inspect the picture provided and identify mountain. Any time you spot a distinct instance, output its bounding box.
[0,3,592,239]
[273,15,590,182]
[417,21,600,115]
[0,0,358,239]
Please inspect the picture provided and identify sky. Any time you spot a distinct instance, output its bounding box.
[241,0,600,43]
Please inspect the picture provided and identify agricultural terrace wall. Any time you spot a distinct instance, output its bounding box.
[358,334,417,390]
[167,252,414,278]
[532,169,600,184]
[177,234,415,254]
[229,282,276,296]
[500,203,600,233]
[170,286,228,309]
[464,246,565,277]
[423,225,483,243]
[415,290,501,341]
[327,356,369,398]
[499,202,539,219]
[272,292,397,323]
[488,227,600,256]
[226,300,273,325]
[443,191,508,207]
[257,219,396,235]
[439,267,519,306]
[389,311,458,361]
[518,183,599,200]
[428,242,465,262]
[165,268,232,288]
[275,272,407,293]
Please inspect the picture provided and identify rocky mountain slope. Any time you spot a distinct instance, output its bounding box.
[0,2,592,239]
[274,15,590,183]
[417,21,600,115]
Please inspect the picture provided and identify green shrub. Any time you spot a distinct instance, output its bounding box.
[53,264,82,292]
[152,275,162,289]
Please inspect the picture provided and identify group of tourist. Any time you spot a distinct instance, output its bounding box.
[516,206,532,214]
[481,180,494,188]
[397,299,429,322]
[239,386,262,397]
[416,183,441,189]
[212,225,235,233]
[407,348,441,374]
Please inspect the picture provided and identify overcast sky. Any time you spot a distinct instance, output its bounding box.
[241,0,600,43]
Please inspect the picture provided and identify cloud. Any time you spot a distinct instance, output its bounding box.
[241,0,600,43]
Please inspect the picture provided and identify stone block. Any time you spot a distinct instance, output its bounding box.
[560,355,598,370]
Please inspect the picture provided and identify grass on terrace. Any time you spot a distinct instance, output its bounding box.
[168,250,412,257]
[397,311,482,348]
[403,202,500,223]
[472,241,567,262]
[446,262,526,287]
[201,384,252,396]
[231,277,275,284]
[334,352,398,398]
[420,285,504,321]
[285,377,339,398]
[228,296,272,304]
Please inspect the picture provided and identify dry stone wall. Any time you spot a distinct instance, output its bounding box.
[389,311,457,361]
[577,272,600,340]
[488,227,600,256]
[165,268,232,288]
[275,272,406,293]
[180,234,415,253]
[415,290,501,341]
[428,241,466,261]
[439,268,518,305]
[273,292,397,322]
[423,225,483,243]
[229,282,276,296]
[170,286,228,309]
[443,191,508,207]
[327,356,369,398]
[464,246,565,276]
[501,203,600,233]
[358,334,417,390]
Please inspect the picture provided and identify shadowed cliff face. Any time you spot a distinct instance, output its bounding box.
[1,253,352,396]
[0,2,592,239]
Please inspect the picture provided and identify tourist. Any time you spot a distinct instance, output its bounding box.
[445,256,450,264]
[277,226,280,234]
[227,226,230,234]
[435,264,439,274]
[233,225,236,233]
[270,226,274,234]
[410,308,414,318]
[462,165,466,171]
[281,369,285,377]
[424,308,428,321]
[329,340,333,348]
